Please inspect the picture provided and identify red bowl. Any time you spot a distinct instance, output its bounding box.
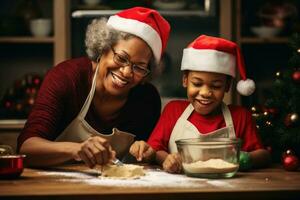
[0,155,26,179]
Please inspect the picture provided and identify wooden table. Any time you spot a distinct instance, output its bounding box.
[1,164,300,200]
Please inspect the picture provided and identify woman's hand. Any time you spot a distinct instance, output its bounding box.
[162,153,182,174]
[129,140,156,162]
[75,136,115,168]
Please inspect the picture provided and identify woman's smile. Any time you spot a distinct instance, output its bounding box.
[110,71,129,88]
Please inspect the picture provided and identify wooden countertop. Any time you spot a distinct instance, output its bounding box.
[1,164,300,200]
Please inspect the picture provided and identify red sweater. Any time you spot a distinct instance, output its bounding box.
[148,100,264,152]
[17,57,161,151]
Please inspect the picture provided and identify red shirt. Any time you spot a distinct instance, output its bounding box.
[17,57,161,151]
[148,100,264,152]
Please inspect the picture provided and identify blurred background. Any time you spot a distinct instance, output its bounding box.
[0,0,299,119]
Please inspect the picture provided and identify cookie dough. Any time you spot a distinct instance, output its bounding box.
[183,159,238,174]
[101,164,145,179]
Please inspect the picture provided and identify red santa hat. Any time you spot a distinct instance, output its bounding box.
[181,35,255,96]
[107,7,170,64]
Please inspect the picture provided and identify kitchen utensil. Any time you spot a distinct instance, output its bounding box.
[0,145,26,179]
[251,26,282,38]
[30,18,52,37]
[176,138,240,178]
[112,158,124,166]
[0,154,26,179]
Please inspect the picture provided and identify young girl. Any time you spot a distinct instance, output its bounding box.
[130,35,270,173]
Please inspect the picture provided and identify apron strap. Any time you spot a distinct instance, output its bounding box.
[221,102,236,138]
[78,62,99,118]
[180,103,195,120]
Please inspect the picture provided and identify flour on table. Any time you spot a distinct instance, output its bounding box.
[101,164,145,179]
[37,168,234,188]
[183,158,238,173]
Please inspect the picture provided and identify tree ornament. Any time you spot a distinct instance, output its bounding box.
[292,71,300,83]
[251,106,257,113]
[282,149,295,160]
[239,151,252,171]
[284,113,299,127]
[263,111,269,117]
[4,101,12,109]
[265,120,273,127]
[282,154,300,171]
[251,105,260,113]
[290,113,299,123]
[33,76,41,86]
[297,48,300,53]
[15,102,23,112]
[275,71,282,79]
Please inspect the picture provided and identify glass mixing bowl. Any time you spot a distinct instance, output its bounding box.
[176,138,241,178]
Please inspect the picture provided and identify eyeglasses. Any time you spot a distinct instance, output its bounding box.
[111,48,150,77]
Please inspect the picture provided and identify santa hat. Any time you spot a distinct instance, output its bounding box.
[181,35,255,96]
[107,7,170,64]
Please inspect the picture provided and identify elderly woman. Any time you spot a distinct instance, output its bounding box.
[17,7,170,168]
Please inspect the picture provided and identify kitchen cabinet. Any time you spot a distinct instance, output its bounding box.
[0,0,70,101]
[0,0,70,149]
[233,0,299,106]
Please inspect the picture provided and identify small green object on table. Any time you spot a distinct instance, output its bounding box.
[239,151,252,171]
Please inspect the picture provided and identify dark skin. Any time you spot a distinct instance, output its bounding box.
[130,71,270,173]
[20,37,153,168]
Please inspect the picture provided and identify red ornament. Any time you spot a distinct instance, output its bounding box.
[282,155,300,171]
[292,71,300,83]
[282,149,295,160]
[268,108,278,116]
[4,101,12,108]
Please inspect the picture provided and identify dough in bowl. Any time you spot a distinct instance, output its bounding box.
[183,158,238,174]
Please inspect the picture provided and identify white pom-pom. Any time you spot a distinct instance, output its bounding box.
[237,79,255,96]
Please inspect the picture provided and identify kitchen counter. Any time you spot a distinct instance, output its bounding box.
[0,164,299,200]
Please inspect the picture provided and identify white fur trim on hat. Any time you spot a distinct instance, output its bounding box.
[107,15,162,64]
[237,79,255,96]
[181,48,236,77]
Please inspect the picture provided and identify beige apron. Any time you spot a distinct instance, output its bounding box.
[169,103,236,153]
[55,63,135,159]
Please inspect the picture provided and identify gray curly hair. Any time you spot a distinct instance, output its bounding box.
[85,18,155,70]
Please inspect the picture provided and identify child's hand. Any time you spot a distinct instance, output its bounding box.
[162,153,182,174]
[129,141,156,162]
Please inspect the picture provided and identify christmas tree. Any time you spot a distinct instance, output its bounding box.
[252,33,300,170]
